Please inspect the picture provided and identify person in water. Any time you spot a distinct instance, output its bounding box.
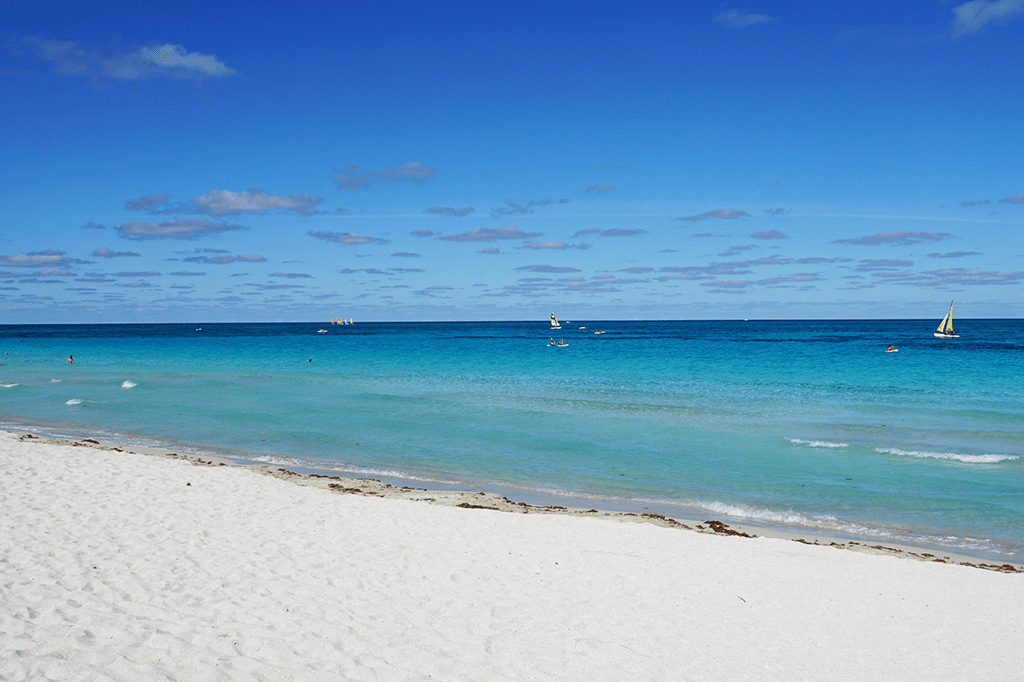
[67,355,73,364]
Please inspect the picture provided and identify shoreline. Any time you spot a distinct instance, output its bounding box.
[15,430,1022,574]
[5,427,1024,680]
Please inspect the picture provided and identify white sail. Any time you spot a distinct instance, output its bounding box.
[550,312,560,329]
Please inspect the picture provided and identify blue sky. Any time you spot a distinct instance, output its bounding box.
[2,1,1022,323]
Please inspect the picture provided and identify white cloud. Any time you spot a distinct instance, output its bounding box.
[20,37,238,81]
[716,10,773,29]
[333,162,437,190]
[116,219,246,240]
[572,228,647,238]
[833,231,952,246]
[523,241,591,250]
[307,230,389,245]
[191,189,324,216]
[93,247,141,258]
[0,250,83,268]
[515,265,582,273]
[679,209,750,222]
[490,198,560,218]
[184,255,236,264]
[137,44,238,78]
[751,230,788,240]
[951,0,1024,37]
[427,206,474,217]
[126,190,321,216]
[438,226,543,242]
[920,267,1024,285]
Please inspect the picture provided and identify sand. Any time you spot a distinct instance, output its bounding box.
[2,430,1023,681]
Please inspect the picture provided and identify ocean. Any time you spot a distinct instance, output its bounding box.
[2,319,1022,561]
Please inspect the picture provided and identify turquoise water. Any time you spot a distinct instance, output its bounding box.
[2,320,1022,560]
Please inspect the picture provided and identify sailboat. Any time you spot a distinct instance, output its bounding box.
[933,301,959,338]
[550,312,561,330]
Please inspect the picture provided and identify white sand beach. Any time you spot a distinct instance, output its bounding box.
[2,430,1023,681]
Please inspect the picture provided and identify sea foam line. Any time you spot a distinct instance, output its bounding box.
[692,499,1013,557]
[121,381,137,389]
[1,383,18,388]
[241,456,1020,559]
[65,398,82,405]
[876,448,1018,464]
[787,438,849,448]
[246,455,468,487]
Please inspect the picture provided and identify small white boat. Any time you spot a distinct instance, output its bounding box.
[933,301,959,339]
[550,312,561,330]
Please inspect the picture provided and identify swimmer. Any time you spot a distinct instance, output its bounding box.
[67,355,73,364]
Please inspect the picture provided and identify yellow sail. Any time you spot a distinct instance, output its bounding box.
[936,302,954,334]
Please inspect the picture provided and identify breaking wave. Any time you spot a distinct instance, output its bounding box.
[876,448,1018,464]
[787,438,849,448]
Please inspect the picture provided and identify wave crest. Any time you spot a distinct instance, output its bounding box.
[876,447,1018,464]
[787,438,849,448]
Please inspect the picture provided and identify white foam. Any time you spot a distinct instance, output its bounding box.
[50,379,61,383]
[247,455,467,487]
[121,381,137,389]
[787,438,849,448]
[1,383,18,388]
[877,448,1018,464]
[697,500,857,533]
[65,398,82,405]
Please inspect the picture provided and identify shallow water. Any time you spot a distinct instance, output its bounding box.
[2,319,1022,560]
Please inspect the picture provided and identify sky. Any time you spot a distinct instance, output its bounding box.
[2,0,1023,323]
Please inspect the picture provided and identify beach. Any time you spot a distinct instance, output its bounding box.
[2,430,1023,681]
[4,320,1024,562]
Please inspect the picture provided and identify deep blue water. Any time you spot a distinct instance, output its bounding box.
[2,319,1022,560]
